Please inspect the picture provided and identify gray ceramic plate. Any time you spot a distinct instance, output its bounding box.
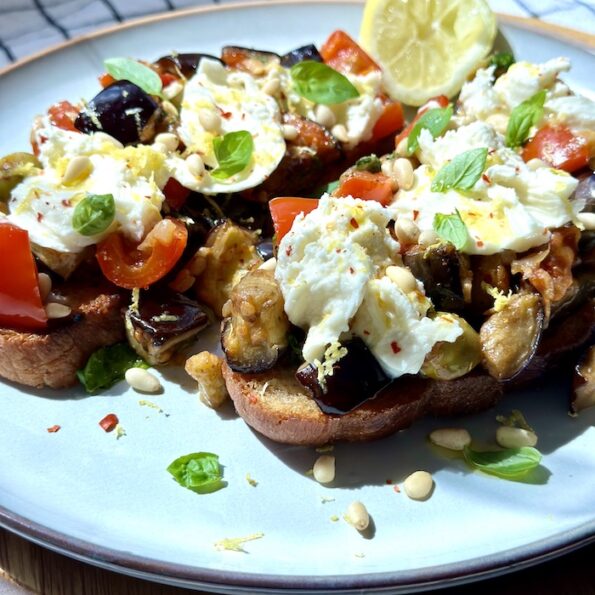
[0,2,594,593]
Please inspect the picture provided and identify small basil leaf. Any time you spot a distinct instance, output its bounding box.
[406,106,453,155]
[431,147,488,192]
[104,57,163,98]
[76,343,149,394]
[290,61,359,105]
[505,90,546,148]
[433,210,470,250]
[464,446,542,479]
[72,193,115,236]
[309,179,339,198]
[488,52,515,76]
[355,154,381,173]
[210,131,254,180]
[167,452,226,494]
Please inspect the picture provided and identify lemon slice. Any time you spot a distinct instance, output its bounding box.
[360,0,497,106]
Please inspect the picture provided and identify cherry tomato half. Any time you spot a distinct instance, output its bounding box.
[0,222,47,331]
[371,98,405,143]
[320,30,380,76]
[96,218,188,289]
[336,170,394,206]
[48,101,80,132]
[522,125,589,173]
[269,197,319,244]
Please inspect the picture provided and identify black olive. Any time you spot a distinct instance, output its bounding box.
[154,53,222,78]
[295,339,390,415]
[280,44,323,67]
[74,80,158,145]
[256,239,274,261]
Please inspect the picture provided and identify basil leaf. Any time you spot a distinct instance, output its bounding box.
[433,210,470,250]
[211,131,254,180]
[505,90,546,148]
[167,452,226,494]
[290,61,359,105]
[406,106,453,155]
[104,57,163,97]
[77,343,149,394]
[310,179,339,198]
[431,147,488,192]
[355,154,381,173]
[72,193,115,236]
[464,446,542,479]
[489,52,515,76]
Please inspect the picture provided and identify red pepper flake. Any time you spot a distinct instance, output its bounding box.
[393,485,401,493]
[349,266,355,274]
[285,245,293,257]
[489,212,494,219]
[482,173,491,184]
[61,199,72,207]
[99,413,119,433]
[476,240,484,248]
[220,110,232,120]
[390,341,401,354]
[363,329,370,336]
[350,217,359,229]
[248,395,258,405]
[36,212,43,222]
[47,425,61,433]
[412,210,419,221]
[385,479,393,485]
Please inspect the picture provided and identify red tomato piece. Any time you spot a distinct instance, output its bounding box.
[522,125,589,173]
[163,178,191,211]
[98,73,116,88]
[371,99,405,142]
[395,95,449,148]
[48,100,80,132]
[0,222,47,331]
[269,197,319,243]
[99,413,119,432]
[96,218,188,289]
[159,72,178,87]
[320,30,380,75]
[336,171,394,206]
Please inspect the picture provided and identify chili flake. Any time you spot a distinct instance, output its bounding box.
[412,209,419,221]
[350,217,359,229]
[47,425,61,433]
[390,341,401,354]
[99,413,119,433]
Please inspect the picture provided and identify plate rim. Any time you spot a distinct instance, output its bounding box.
[0,0,593,78]
[0,1,594,592]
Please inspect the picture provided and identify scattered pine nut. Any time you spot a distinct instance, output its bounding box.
[62,156,92,186]
[45,302,71,319]
[38,273,52,302]
[344,501,370,531]
[403,471,434,500]
[313,455,335,484]
[496,426,538,449]
[429,428,472,451]
[125,367,162,393]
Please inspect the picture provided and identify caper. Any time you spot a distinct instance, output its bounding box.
[0,152,41,202]
[422,314,482,380]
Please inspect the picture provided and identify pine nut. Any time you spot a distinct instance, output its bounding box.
[38,273,52,302]
[163,81,183,100]
[313,455,335,484]
[198,108,222,133]
[525,158,548,171]
[161,100,179,118]
[125,367,162,393]
[418,229,440,247]
[386,265,417,293]
[578,212,595,231]
[331,124,349,143]
[282,124,299,142]
[314,105,336,129]
[345,501,369,531]
[396,136,409,157]
[381,158,395,177]
[258,257,277,271]
[62,156,92,186]
[496,426,538,449]
[395,217,420,245]
[263,77,280,95]
[485,113,508,134]
[429,428,471,451]
[394,158,414,190]
[93,132,124,149]
[155,133,179,152]
[186,153,205,177]
[45,302,71,319]
[403,471,434,500]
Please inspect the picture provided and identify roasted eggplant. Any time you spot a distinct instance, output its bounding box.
[126,287,209,365]
[480,292,544,381]
[296,339,390,415]
[280,44,323,67]
[570,345,595,415]
[221,268,289,373]
[74,81,159,145]
[221,46,280,75]
[154,53,222,78]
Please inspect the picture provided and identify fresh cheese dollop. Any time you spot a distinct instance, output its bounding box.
[8,118,167,253]
[281,68,384,149]
[171,58,285,194]
[275,195,462,377]
[394,121,580,255]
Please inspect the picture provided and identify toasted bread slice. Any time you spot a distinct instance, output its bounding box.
[0,280,125,389]
[222,363,502,445]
